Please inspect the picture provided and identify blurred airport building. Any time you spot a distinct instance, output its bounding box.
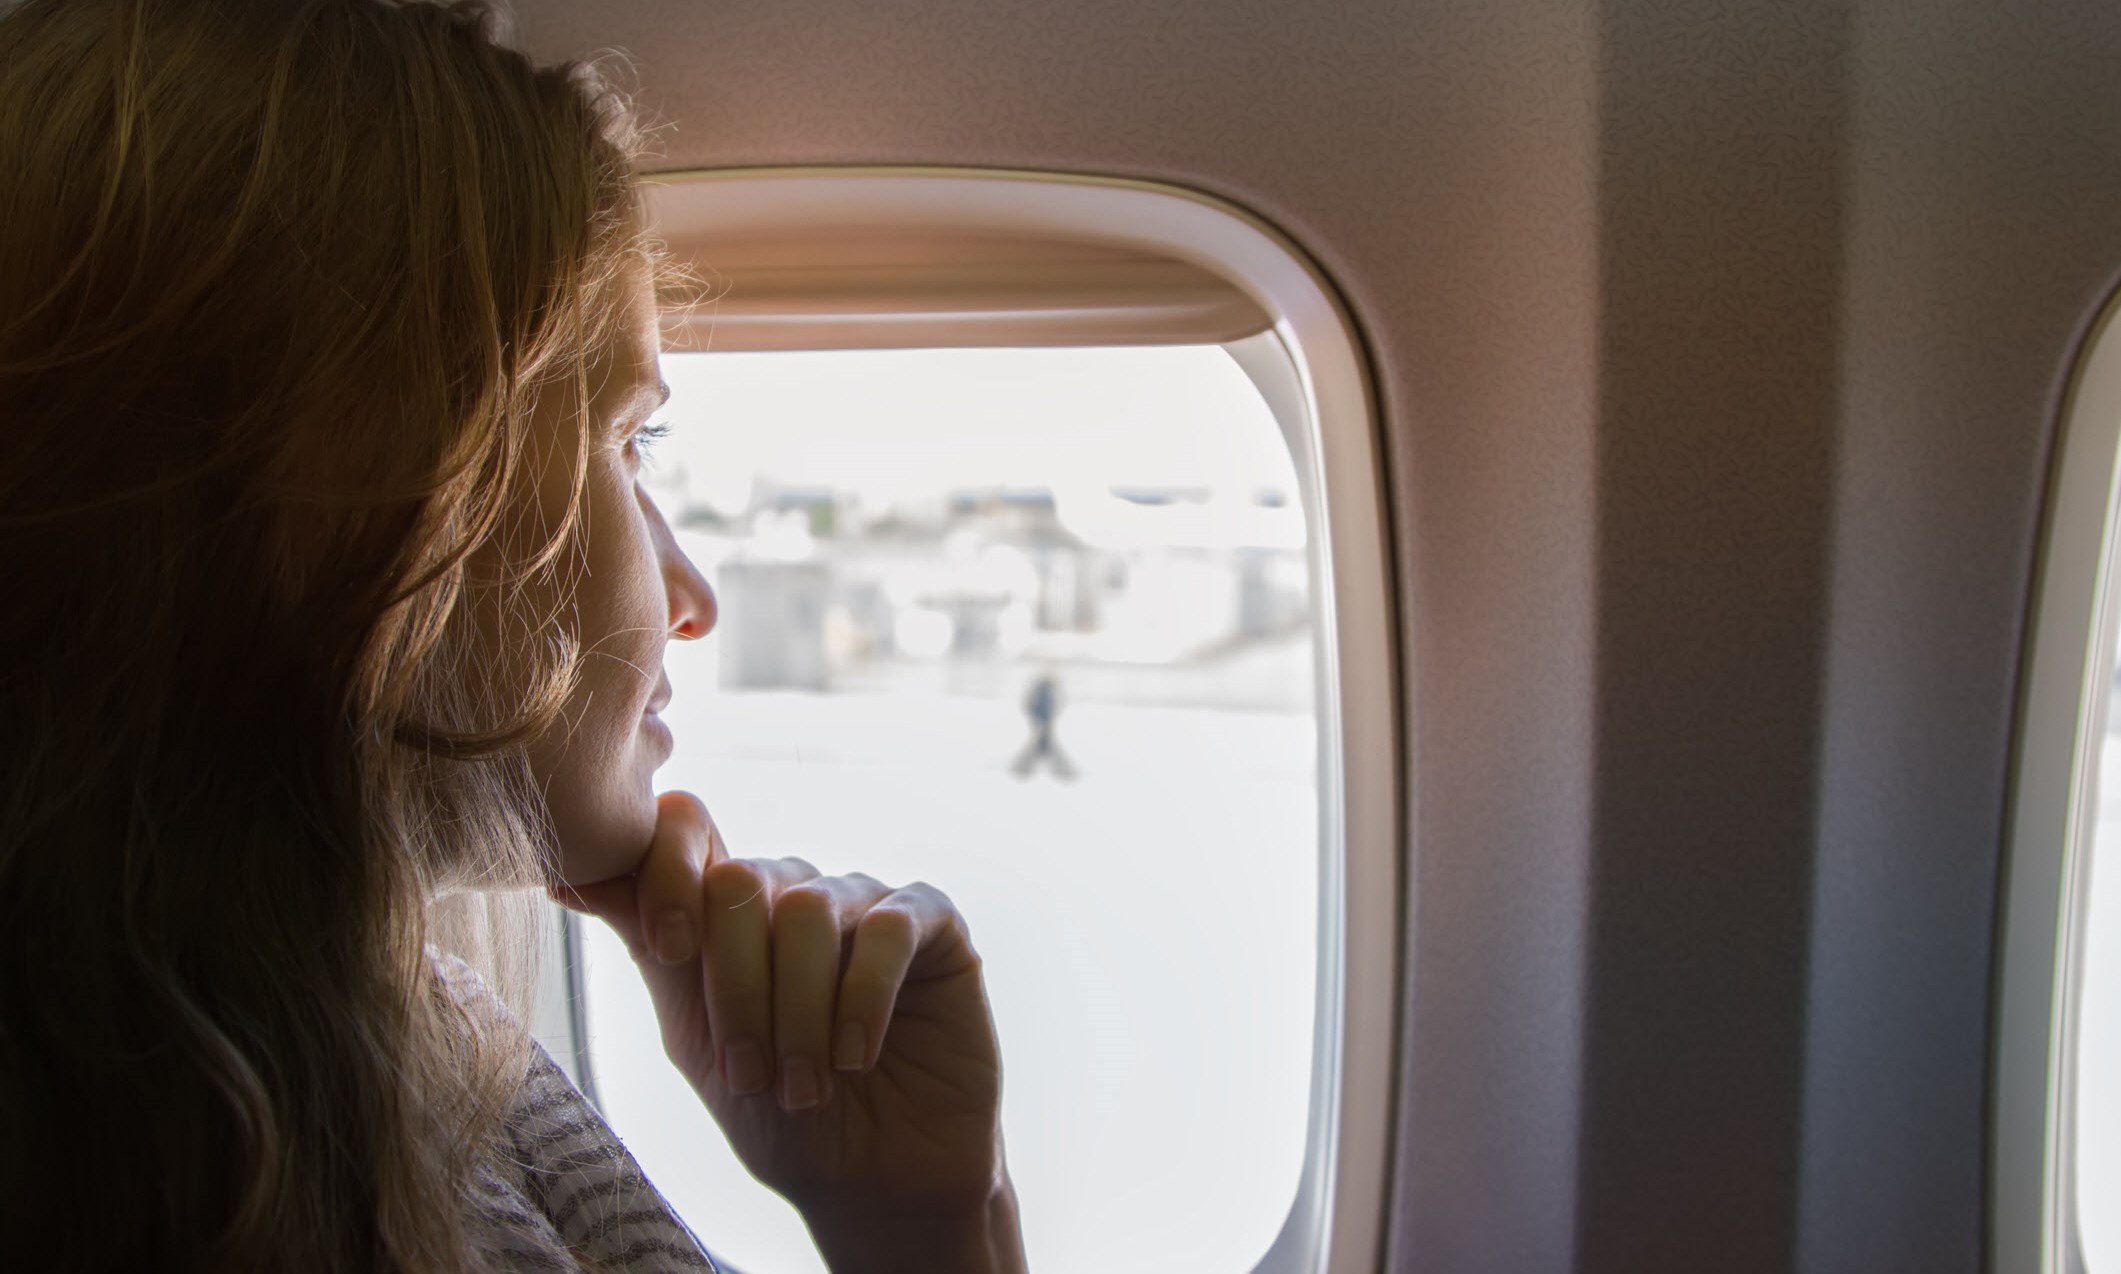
[646,467,1313,711]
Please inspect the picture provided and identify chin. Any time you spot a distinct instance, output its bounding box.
[537,714,668,882]
[550,781,661,885]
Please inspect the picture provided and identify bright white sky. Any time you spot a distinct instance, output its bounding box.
[653,345,1296,513]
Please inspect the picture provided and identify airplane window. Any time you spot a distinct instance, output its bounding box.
[2084,668,2121,1269]
[1999,303,2121,1274]
[569,344,1319,1274]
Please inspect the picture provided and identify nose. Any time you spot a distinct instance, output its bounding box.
[645,493,717,641]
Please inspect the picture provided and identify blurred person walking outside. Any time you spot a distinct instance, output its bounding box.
[1011,669,1076,779]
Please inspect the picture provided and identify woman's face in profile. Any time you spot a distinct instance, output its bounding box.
[524,270,715,885]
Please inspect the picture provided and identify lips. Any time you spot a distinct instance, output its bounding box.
[646,676,672,716]
[641,710,674,755]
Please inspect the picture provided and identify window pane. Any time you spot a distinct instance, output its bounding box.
[2081,667,2121,1268]
[579,346,1321,1274]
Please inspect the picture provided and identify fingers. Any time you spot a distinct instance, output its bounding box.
[588,797,975,1116]
[769,875,882,1110]
[699,867,968,1113]
[832,896,919,1073]
[701,854,821,1100]
[835,881,973,1070]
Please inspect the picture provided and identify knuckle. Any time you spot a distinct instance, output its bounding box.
[704,859,768,907]
[902,879,951,907]
[774,883,837,929]
[859,905,918,946]
[898,880,964,929]
[661,789,711,823]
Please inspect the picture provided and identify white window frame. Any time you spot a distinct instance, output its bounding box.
[1997,288,2121,1274]
[535,168,1399,1274]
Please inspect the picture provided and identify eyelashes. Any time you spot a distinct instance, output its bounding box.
[628,420,673,465]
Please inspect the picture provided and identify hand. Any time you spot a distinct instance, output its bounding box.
[552,791,1024,1271]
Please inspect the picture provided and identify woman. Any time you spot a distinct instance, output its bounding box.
[0,1,1025,1269]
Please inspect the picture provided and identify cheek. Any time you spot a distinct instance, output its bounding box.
[583,478,669,656]
[535,477,668,883]
[533,700,661,884]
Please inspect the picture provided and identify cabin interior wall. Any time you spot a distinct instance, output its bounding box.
[1805,6,2121,1274]
[1578,2,1845,1270]
[510,1,2121,1271]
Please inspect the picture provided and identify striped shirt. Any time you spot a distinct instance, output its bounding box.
[438,955,722,1273]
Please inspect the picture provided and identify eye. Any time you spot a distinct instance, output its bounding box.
[627,420,672,467]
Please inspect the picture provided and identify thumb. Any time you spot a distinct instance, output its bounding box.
[553,875,719,1080]
[549,876,649,963]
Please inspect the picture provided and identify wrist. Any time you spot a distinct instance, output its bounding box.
[804,1170,1027,1274]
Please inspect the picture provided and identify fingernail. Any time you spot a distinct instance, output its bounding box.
[724,1039,769,1095]
[780,1056,821,1111]
[652,911,696,964]
[833,1021,866,1072]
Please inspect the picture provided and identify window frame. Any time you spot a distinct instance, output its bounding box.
[536,168,1399,1274]
[1997,286,2121,1274]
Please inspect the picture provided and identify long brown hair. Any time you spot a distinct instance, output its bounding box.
[0,0,672,1267]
